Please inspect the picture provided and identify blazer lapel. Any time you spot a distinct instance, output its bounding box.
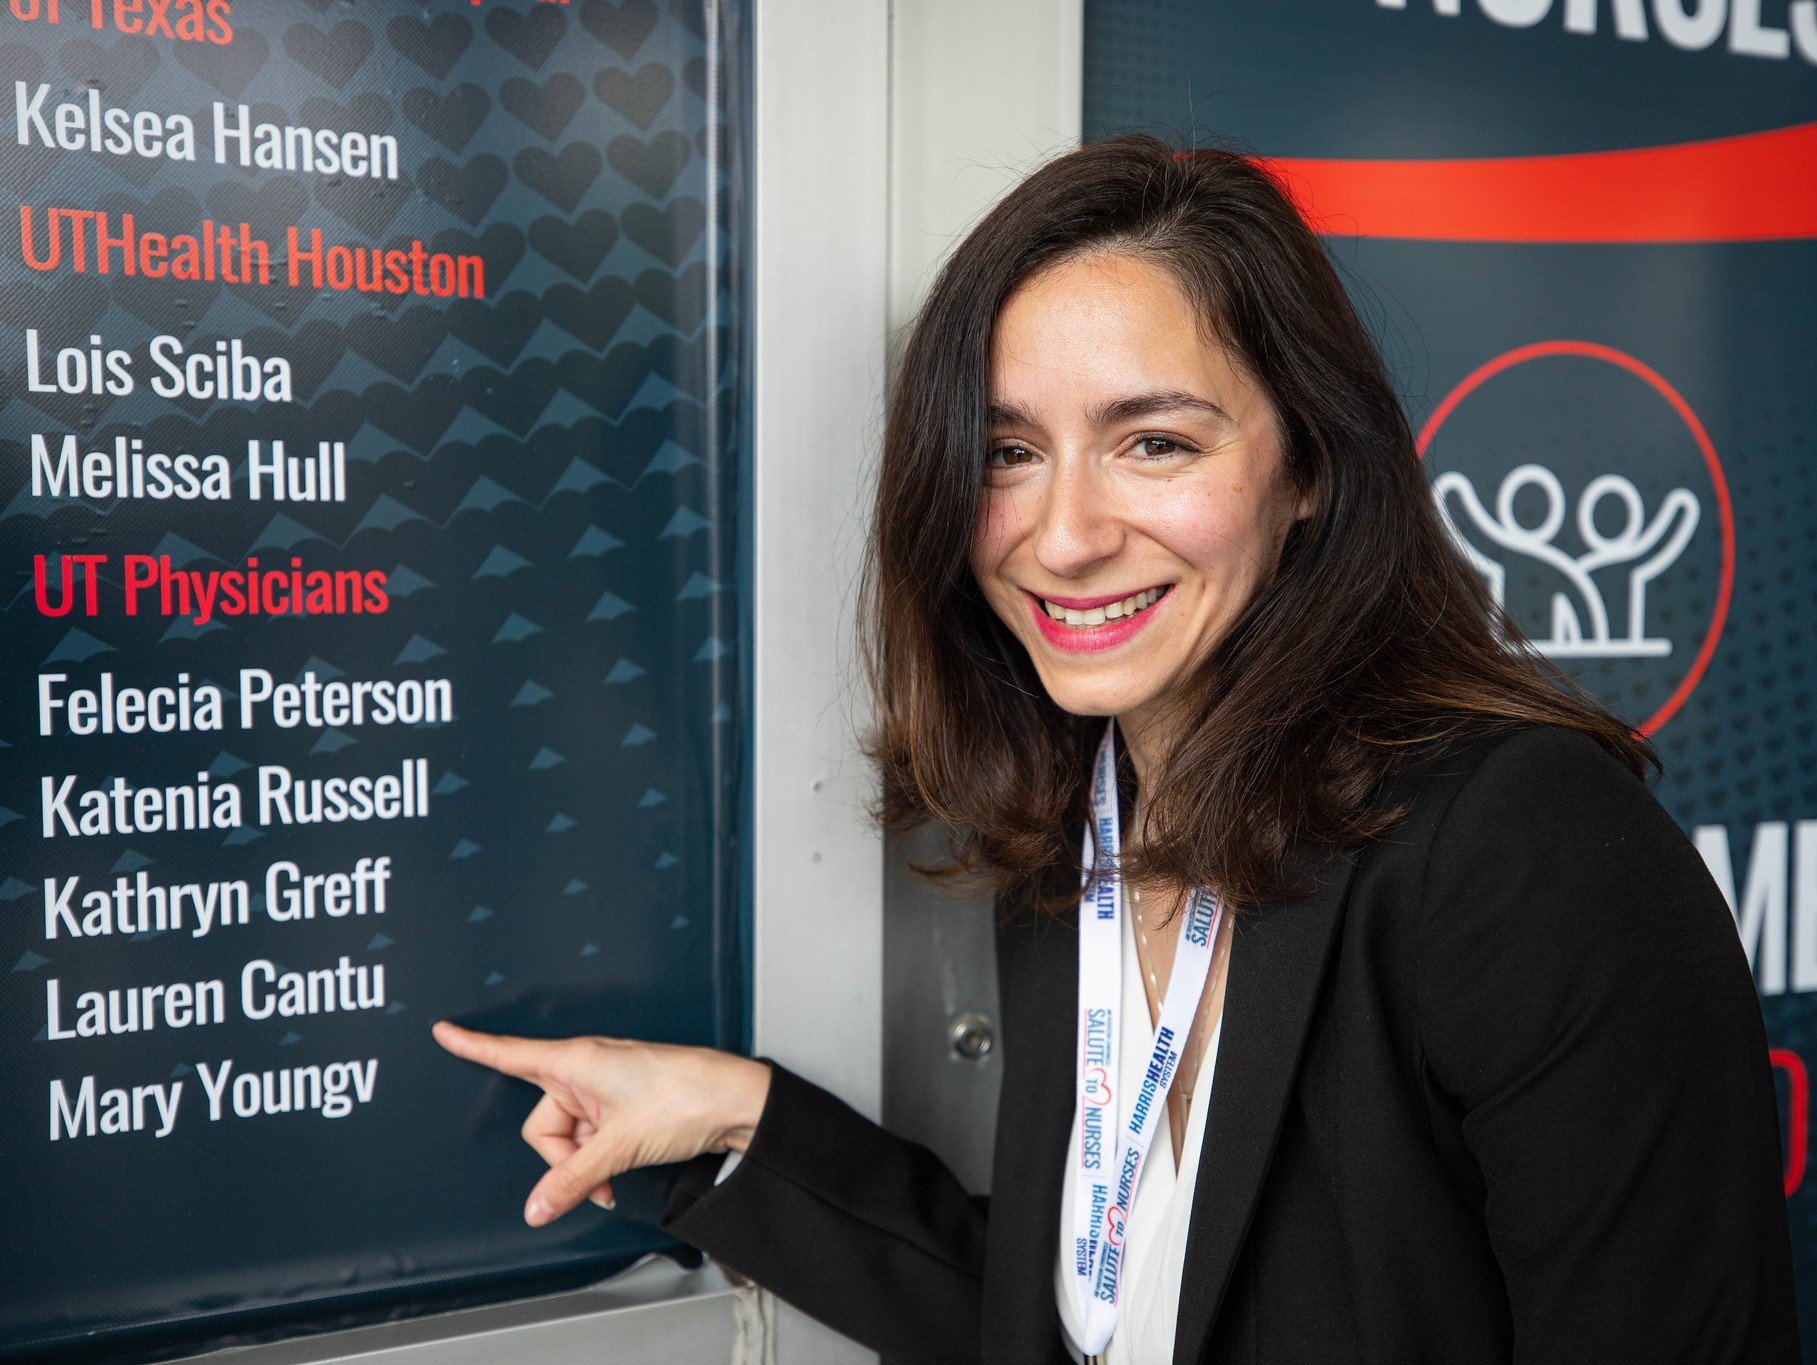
[982,860,1085,1365]
[1171,840,1359,1365]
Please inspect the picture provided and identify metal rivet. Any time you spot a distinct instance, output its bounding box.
[948,1012,995,1061]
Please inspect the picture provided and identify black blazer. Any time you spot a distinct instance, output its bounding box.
[660,724,1799,1363]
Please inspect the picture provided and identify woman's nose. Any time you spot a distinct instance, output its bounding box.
[1030,459,1123,579]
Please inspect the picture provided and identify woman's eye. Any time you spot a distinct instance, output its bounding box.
[987,444,1035,468]
[1135,436,1183,458]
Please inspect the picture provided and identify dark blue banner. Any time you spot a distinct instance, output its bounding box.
[1088,0,1816,1344]
[0,1,749,1358]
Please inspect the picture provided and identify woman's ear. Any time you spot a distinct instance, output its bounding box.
[1282,463,1315,524]
[1273,419,1313,524]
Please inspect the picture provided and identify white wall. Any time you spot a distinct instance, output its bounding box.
[889,0,1084,337]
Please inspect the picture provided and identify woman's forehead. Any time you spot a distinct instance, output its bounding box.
[987,256,1254,426]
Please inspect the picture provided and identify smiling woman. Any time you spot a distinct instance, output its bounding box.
[856,134,1665,919]
[433,133,1798,1365]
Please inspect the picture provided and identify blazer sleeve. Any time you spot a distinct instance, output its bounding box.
[1417,726,1800,1362]
[659,1059,988,1364]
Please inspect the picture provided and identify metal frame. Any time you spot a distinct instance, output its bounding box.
[179,1260,744,1365]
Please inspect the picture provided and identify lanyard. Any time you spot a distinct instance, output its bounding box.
[1069,717,1224,1359]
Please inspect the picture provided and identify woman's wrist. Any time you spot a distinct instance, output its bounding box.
[715,1054,772,1154]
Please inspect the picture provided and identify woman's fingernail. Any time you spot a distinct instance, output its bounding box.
[590,1192,616,1211]
[526,1195,550,1225]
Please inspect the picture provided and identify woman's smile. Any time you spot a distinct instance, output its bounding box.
[1024,583,1174,653]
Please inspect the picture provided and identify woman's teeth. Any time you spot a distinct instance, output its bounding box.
[1041,586,1165,628]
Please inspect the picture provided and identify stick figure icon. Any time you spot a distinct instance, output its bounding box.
[1433,464,1699,658]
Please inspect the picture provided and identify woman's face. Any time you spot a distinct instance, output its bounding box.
[969,249,1310,730]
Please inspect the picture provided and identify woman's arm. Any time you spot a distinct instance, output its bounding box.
[661,1061,988,1364]
[1417,726,1799,1362]
[431,1020,989,1361]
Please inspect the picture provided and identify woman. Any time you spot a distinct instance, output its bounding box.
[432,135,1799,1363]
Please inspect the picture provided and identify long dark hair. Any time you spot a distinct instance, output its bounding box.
[858,132,1655,914]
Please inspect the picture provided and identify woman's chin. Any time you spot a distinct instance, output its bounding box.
[1035,677,1167,723]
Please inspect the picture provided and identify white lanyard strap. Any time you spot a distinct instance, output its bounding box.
[1069,718,1224,1357]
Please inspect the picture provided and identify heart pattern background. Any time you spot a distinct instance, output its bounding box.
[0,1,750,1356]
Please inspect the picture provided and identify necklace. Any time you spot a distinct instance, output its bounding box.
[1130,881,1201,1113]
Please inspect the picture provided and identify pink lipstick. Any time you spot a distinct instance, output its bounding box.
[1024,584,1172,654]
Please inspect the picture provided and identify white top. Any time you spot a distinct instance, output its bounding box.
[1055,895,1225,1365]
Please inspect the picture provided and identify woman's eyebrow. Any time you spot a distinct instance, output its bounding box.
[986,399,1040,427]
[985,390,1228,428]
[1090,389,1228,425]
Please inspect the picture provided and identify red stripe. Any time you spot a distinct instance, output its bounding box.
[1245,122,1817,243]
[1771,1049,1808,1197]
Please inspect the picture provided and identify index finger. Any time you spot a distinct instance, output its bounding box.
[432,1020,565,1081]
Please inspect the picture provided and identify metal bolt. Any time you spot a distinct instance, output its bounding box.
[949,1012,995,1061]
